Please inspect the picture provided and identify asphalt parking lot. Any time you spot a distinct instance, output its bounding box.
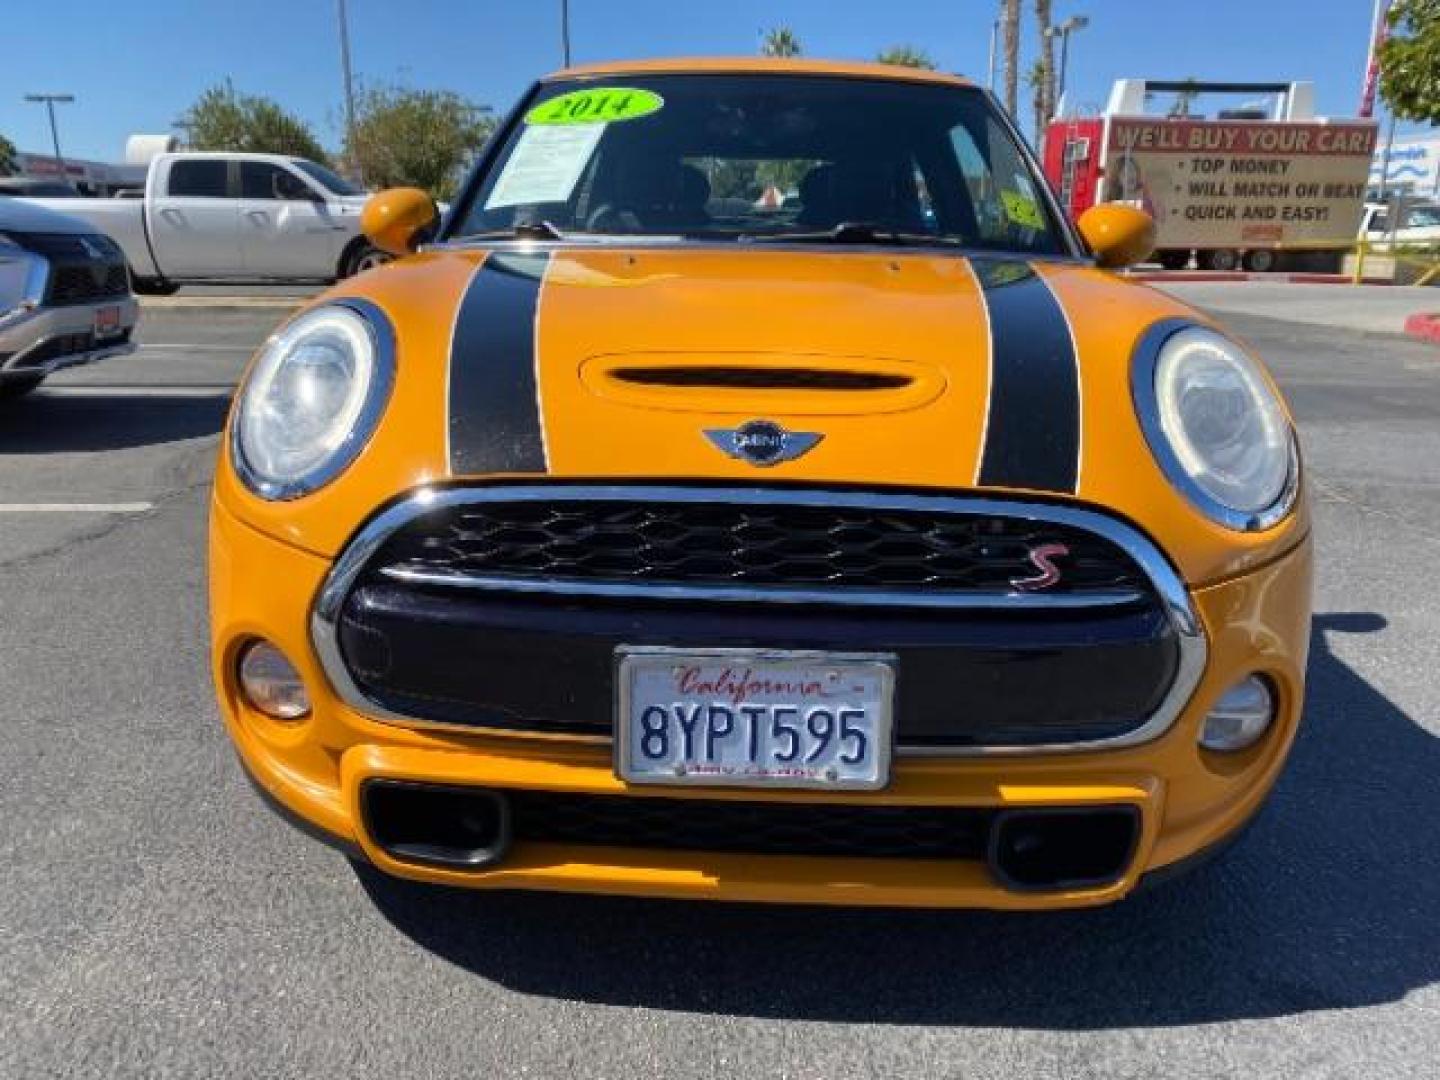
[1,287,1438,1078]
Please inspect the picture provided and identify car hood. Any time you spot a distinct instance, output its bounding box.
[218,245,1308,583]
[0,198,96,234]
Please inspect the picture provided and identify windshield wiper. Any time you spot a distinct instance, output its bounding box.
[463,220,569,241]
[749,221,963,246]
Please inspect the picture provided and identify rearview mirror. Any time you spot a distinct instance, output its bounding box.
[362,187,440,256]
[1076,203,1156,269]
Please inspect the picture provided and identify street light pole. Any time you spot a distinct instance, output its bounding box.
[561,0,572,66]
[987,14,999,92]
[336,0,362,184]
[1046,15,1089,121]
[23,93,74,178]
[1057,33,1070,109]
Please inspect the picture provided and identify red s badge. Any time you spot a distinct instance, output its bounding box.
[1010,542,1069,592]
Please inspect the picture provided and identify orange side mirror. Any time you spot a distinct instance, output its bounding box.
[361,187,439,257]
[1076,203,1157,269]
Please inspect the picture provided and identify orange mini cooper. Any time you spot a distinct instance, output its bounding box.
[210,58,1311,909]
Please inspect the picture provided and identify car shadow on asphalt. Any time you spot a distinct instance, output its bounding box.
[0,389,231,454]
[356,612,1440,1028]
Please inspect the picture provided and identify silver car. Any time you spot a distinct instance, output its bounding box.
[0,198,139,400]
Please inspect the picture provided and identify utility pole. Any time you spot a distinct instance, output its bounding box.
[561,0,572,66]
[23,93,74,178]
[336,0,362,183]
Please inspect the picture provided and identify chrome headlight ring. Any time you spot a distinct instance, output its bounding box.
[1132,319,1300,533]
[230,298,396,501]
[0,235,49,327]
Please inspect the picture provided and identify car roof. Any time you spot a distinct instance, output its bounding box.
[160,151,306,164]
[547,56,973,88]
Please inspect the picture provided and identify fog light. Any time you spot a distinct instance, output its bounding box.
[238,641,311,721]
[1200,675,1273,751]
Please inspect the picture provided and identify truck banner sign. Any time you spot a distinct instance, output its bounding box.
[1102,119,1378,248]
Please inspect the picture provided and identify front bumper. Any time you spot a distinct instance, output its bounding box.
[0,296,139,380]
[210,495,1312,909]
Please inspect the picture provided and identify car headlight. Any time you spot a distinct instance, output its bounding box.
[231,300,394,500]
[0,237,46,321]
[1134,322,1298,531]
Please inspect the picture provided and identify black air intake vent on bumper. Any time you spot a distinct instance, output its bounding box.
[359,781,1141,891]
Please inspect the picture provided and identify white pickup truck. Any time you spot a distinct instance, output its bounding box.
[22,152,386,293]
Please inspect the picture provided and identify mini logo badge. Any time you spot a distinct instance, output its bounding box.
[704,420,824,467]
[1010,542,1070,592]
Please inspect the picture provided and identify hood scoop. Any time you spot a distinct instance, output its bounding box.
[581,352,946,416]
[611,366,912,392]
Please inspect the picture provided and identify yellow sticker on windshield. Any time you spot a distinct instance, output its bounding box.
[1001,190,1044,229]
[526,87,664,126]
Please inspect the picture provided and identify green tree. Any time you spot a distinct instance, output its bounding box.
[703,159,762,201]
[1380,0,1440,122]
[346,85,494,200]
[180,83,329,162]
[875,45,937,69]
[0,134,17,176]
[761,26,802,57]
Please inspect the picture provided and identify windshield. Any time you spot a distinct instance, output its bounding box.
[1405,205,1440,229]
[292,160,363,196]
[454,73,1067,254]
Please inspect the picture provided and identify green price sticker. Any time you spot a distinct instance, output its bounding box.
[526,87,664,126]
[1001,190,1044,229]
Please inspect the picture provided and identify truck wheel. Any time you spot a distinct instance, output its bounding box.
[1243,250,1278,273]
[342,242,391,278]
[1158,250,1190,271]
[132,278,180,296]
[1203,249,1240,272]
[0,374,46,401]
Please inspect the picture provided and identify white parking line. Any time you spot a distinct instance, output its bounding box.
[137,343,255,351]
[0,502,155,513]
[39,386,233,399]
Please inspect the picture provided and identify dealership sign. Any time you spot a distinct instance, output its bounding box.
[1104,119,1377,248]
[1369,138,1440,195]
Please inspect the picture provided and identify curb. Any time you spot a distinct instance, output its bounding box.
[1130,271,1392,285]
[138,296,307,310]
[1403,312,1440,343]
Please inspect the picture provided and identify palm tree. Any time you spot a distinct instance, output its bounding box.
[761,27,802,58]
[1000,0,1022,115]
[876,45,937,69]
[1034,0,1055,128]
[1027,60,1048,139]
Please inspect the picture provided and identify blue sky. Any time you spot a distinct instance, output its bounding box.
[0,0,1405,163]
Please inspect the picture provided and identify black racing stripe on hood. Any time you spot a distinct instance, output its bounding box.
[448,250,553,475]
[972,259,1080,494]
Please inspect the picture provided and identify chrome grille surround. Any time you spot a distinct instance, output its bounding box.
[311,484,1208,756]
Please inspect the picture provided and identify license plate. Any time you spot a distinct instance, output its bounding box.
[616,648,895,790]
[94,305,122,339]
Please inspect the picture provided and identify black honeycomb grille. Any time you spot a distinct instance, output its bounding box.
[12,231,131,305]
[48,263,130,304]
[509,790,993,860]
[372,496,1150,597]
